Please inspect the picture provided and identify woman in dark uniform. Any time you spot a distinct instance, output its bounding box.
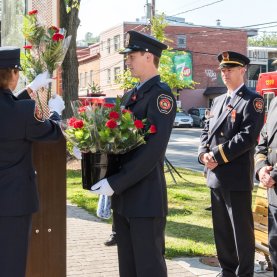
[0,46,64,277]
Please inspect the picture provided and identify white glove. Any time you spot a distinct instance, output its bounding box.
[48,95,65,115]
[27,71,52,91]
[73,146,82,160]
[91,178,114,196]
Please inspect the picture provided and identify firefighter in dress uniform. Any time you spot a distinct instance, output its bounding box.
[0,46,64,277]
[198,51,265,277]
[90,31,176,277]
[255,97,277,276]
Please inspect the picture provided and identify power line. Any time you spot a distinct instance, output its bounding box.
[170,0,224,17]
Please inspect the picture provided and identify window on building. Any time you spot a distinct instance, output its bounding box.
[100,41,104,51]
[177,35,186,48]
[107,38,111,54]
[89,70,93,85]
[114,67,121,82]
[107,69,111,84]
[84,72,88,87]
[79,73,83,88]
[114,35,120,51]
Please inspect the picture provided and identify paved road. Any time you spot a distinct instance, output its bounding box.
[166,127,203,172]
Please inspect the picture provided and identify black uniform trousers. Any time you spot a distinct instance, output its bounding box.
[113,212,167,277]
[0,215,32,277]
[268,204,277,276]
[211,189,255,277]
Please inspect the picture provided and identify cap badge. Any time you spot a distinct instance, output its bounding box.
[125,33,130,47]
[222,52,229,61]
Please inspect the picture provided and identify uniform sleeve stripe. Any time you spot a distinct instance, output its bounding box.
[218,144,229,163]
[255,157,267,165]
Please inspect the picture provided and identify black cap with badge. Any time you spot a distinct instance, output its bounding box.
[0,46,22,70]
[120,30,167,58]
[218,51,250,68]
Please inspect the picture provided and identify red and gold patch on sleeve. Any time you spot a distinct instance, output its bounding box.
[253,98,264,113]
[157,94,173,114]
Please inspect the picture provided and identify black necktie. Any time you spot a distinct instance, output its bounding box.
[225,95,231,107]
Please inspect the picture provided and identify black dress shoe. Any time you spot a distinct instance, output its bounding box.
[104,233,117,246]
[205,206,212,211]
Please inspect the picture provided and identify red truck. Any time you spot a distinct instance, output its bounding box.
[256,71,277,117]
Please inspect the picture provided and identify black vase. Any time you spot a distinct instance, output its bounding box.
[81,152,121,190]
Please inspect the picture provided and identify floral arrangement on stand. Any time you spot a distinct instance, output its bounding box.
[62,98,157,155]
[21,9,71,116]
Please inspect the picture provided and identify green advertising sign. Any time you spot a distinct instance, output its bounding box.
[165,51,193,82]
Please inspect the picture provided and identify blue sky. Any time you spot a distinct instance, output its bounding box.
[77,0,277,40]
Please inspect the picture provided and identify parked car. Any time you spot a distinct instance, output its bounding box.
[188,107,209,128]
[173,111,194,128]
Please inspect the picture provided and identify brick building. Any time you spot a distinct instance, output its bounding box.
[78,18,256,111]
[77,43,100,96]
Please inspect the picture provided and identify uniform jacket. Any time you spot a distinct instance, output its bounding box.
[0,88,62,216]
[255,96,277,207]
[108,75,176,217]
[198,85,264,191]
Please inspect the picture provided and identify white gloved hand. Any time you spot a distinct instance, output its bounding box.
[27,71,52,91]
[91,178,114,196]
[73,146,82,160]
[48,95,65,115]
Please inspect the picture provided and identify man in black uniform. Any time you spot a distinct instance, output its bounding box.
[0,46,64,277]
[91,31,176,277]
[255,97,277,276]
[198,51,265,277]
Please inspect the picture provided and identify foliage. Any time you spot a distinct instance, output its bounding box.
[21,10,71,82]
[248,32,277,47]
[64,0,81,13]
[115,68,139,90]
[85,32,100,45]
[87,81,101,94]
[67,167,216,257]
[116,13,196,92]
[62,99,157,154]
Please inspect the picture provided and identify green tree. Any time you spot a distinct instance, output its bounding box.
[84,32,99,45]
[116,14,196,93]
[248,32,277,47]
[60,0,81,118]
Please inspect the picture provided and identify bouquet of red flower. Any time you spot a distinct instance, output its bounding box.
[21,9,71,116]
[62,98,157,155]
[21,9,71,83]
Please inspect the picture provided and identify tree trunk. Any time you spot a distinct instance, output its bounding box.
[60,0,80,118]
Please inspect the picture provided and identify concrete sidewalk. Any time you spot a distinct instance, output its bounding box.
[67,202,195,277]
[67,202,273,277]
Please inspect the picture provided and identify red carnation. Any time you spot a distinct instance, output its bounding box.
[68,117,78,127]
[73,120,84,129]
[122,109,132,114]
[23,45,32,50]
[149,124,157,134]
[109,111,119,120]
[52,33,64,41]
[78,106,87,113]
[104,103,115,108]
[50,26,59,33]
[134,120,144,129]
[28,9,38,15]
[106,119,117,129]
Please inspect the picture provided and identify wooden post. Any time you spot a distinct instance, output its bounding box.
[26,138,66,277]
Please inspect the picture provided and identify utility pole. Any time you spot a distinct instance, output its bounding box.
[151,0,155,19]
